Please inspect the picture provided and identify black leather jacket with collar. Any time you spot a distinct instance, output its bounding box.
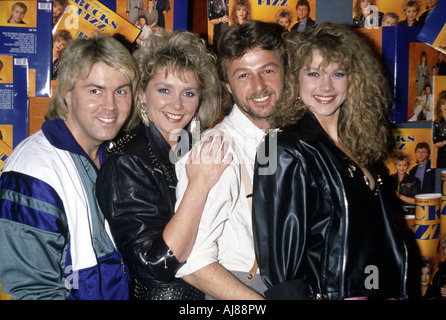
[96,122,203,300]
[252,112,408,300]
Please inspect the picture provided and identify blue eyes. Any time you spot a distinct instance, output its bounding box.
[90,88,129,95]
[158,88,197,97]
[237,69,275,80]
[307,72,346,78]
[184,91,196,97]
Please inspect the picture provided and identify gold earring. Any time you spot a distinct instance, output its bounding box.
[189,115,201,140]
[140,101,150,126]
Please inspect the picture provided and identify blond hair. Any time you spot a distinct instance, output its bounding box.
[131,30,221,132]
[46,34,139,132]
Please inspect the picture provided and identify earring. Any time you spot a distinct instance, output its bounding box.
[188,115,201,143]
[139,101,150,126]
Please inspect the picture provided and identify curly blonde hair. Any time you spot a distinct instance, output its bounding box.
[230,0,252,25]
[273,22,392,167]
[130,30,221,132]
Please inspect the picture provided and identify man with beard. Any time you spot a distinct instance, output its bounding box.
[174,20,289,299]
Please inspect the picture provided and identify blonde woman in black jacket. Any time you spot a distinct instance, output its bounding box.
[96,31,231,300]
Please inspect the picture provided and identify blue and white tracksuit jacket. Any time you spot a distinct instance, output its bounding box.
[0,119,130,300]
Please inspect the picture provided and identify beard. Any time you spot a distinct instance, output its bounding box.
[232,90,279,120]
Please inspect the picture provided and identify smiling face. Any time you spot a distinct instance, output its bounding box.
[64,61,133,155]
[405,6,419,23]
[140,68,200,146]
[421,266,432,287]
[395,160,409,175]
[225,47,284,129]
[298,49,348,124]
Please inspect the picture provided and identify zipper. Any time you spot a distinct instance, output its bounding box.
[121,258,127,274]
[340,186,349,299]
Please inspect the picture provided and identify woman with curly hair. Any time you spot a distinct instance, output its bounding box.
[230,0,252,25]
[352,0,383,28]
[96,30,232,300]
[252,22,407,300]
[51,29,72,80]
[433,90,446,168]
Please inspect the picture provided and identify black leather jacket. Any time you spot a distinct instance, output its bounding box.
[96,122,203,300]
[252,112,408,300]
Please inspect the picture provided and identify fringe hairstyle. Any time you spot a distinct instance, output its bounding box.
[273,22,392,167]
[46,34,140,132]
[131,30,221,132]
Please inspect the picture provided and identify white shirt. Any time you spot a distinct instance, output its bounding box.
[175,105,267,277]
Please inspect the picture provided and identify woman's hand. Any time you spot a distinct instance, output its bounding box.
[186,135,233,191]
[164,136,233,262]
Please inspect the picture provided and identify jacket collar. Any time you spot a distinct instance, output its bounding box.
[42,118,107,167]
[297,111,361,169]
[290,111,332,143]
[142,122,190,165]
[228,104,268,148]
